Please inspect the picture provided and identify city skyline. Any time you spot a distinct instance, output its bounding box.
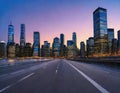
[0,0,120,47]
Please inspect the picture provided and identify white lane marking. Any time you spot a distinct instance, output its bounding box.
[0,85,12,93]
[18,73,34,82]
[55,70,58,74]
[55,63,59,74]
[67,62,110,93]
[0,73,34,93]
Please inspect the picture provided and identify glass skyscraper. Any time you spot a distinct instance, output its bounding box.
[33,32,40,56]
[20,24,26,47]
[60,33,65,57]
[52,37,60,57]
[117,30,120,50]
[107,28,114,54]
[80,41,85,57]
[86,37,94,57]
[72,32,77,47]
[93,7,108,56]
[60,34,64,46]
[8,22,14,45]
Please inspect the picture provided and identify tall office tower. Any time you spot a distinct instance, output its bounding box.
[20,24,26,57]
[107,29,114,54]
[86,37,94,57]
[117,30,120,53]
[8,22,14,45]
[52,37,60,57]
[60,34,65,57]
[72,32,77,47]
[67,40,75,58]
[41,41,50,57]
[7,43,15,58]
[20,24,26,47]
[93,7,108,56]
[80,41,85,57]
[111,38,118,55]
[60,34,64,46]
[15,43,20,57]
[0,41,6,58]
[24,43,32,57]
[33,32,40,57]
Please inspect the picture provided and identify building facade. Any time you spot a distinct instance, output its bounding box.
[41,41,50,57]
[86,37,94,57]
[107,28,114,54]
[80,41,85,57]
[111,38,118,55]
[52,37,60,57]
[0,41,6,58]
[60,34,65,57]
[8,22,14,45]
[93,7,108,56]
[117,30,120,54]
[67,40,76,58]
[20,24,26,57]
[33,32,40,57]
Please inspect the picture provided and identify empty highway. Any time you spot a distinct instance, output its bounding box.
[0,59,120,93]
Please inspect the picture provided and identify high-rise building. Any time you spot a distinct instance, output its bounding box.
[72,32,77,47]
[86,37,94,57]
[60,34,65,57]
[24,43,32,57]
[15,43,20,57]
[117,30,120,52]
[67,40,76,58]
[111,38,118,55]
[80,41,85,57]
[33,32,40,57]
[20,24,26,57]
[8,22,14,45]
[0,41,6,58]
[7,42,15,58]
[107,28,114,54]
[52,37,60,57]
[41,41,50,57]
[20,24,26,47]
[93,7,108,56]
[60,34,64,46]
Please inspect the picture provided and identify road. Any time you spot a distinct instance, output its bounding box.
[0,59,120,93]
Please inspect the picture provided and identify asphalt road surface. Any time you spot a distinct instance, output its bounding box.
[0,59,120,93]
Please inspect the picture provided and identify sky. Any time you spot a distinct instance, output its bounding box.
[0,0,120,48]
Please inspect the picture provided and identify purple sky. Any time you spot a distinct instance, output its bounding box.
[0,0,120,48]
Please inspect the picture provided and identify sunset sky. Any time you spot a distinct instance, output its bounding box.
[0,0,120,48]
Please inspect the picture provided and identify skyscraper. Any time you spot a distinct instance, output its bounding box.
[86,37,94,57]
[60,34,65,57]
[8,22,14,45]
[107,28,114,54]
[117,30,120,50]
[20,24,26,57]
[72,32,77,47]
[93,7,108,56]
[33,32,40,57]
[60,34,64,46]
[67,40,75,58]
[52,37,60,57]
[111,38,118,55]
[80,41,85,57]
[41,41,50,57]
[20,24,26,47]
[0,41,6,58]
